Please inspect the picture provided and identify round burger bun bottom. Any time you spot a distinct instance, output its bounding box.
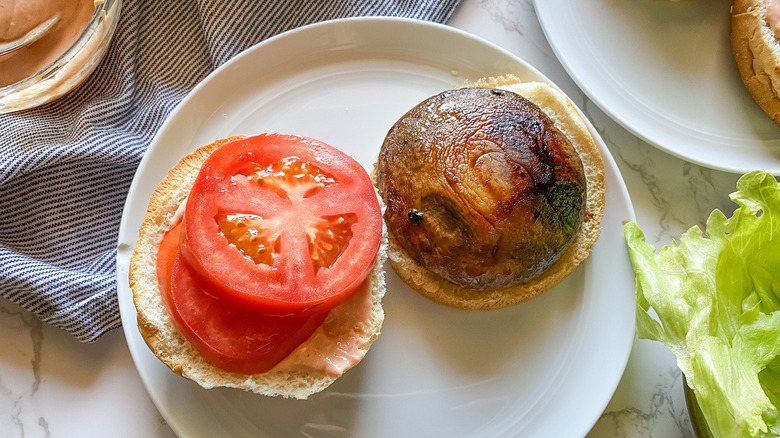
[129,135,388,399]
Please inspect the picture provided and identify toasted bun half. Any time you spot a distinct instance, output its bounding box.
[129,136,387,399]
[732,0,780,125]
[378,75,606,311]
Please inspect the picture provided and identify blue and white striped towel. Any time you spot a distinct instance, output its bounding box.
[0,0,460,342]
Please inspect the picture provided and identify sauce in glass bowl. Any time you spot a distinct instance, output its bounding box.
[0,0,122,112]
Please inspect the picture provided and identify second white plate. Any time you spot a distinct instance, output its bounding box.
[535,0,780,174]
[116,17,636,438]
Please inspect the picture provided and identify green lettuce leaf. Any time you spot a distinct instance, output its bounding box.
[624,171,780,438]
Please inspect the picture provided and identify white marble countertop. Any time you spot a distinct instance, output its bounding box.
[0,0,748,436]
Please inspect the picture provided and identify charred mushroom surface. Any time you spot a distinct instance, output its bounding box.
[376,87,586,290]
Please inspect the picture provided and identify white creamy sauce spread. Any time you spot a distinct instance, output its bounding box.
[270,277,374,378]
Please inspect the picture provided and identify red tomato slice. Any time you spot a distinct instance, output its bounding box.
[156,222,180,311]
[182,134,383,315]
[156,223,327,375]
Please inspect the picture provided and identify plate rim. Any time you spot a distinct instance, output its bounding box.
[116,16,637,438]
[533,0,780,175]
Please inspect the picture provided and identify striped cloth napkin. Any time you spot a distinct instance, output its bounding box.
[0,0,460,342]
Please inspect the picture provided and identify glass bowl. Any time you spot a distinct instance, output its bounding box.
[0,0,122,113]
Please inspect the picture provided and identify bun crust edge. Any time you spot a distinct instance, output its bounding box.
[379,75,606,311]
[732,0,780,126]
[129,135,387,399]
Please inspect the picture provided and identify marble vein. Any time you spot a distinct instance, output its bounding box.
[1,303,47,438]
[590,367,694,438]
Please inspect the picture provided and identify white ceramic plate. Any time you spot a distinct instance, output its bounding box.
[535,0,780,174]
[116,17,636,438]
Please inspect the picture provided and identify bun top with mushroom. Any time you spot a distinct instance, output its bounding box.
[375,75,605,310]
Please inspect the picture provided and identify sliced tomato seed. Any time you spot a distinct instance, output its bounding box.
[217,213,282,266]
[223,156,358,273]
[306,214,357,271]
[244,156,336,200]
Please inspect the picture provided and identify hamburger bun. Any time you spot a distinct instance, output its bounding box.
[732,0,780,125]
[375,75,606,311]
[129,136,387,399]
